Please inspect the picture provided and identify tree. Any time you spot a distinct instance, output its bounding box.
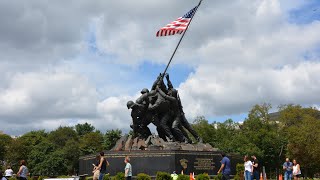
[6,138,29,168]
[62,139,80,175]
[0,134,12,161]
[104,129,122,150]
[48,126,79,148]
[42,150,68,176]
[279,106,320,177]
[75,123,95,136]
[79,131,104,155]
[192,116,217,147]
[28,140,56,175]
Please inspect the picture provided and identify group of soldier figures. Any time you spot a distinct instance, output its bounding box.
[126,73,202,144]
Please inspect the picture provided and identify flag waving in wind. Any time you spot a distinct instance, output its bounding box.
[156,6,198,37]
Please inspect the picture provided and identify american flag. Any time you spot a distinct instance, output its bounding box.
[156,6,198,37]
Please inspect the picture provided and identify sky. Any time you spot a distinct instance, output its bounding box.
[0,0,320,136]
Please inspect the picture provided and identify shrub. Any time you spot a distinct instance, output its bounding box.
[236,163,244,180]
[137,173,151,180]
[112,172,125,180]
[156,172,172,180]
[9,177,16,180]
[86,176,93,180]
[38,176,49,180]
[177,174,189,180]
[103,174,111,180]
[196,173,210,180]
[234,174,240,180]
[213,173,222,180]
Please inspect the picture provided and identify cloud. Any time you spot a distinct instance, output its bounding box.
[1,0,320,135]
[179,61,320,117]
[0,69,98,120]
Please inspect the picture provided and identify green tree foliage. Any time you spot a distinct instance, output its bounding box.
[192,116,216,146]
[137,173,152,180]
[18,130,48,162]
[195,173,210,180]
[156,172,172,180]
[48,126,79,148]
[104,129,122,150]
[176,174,189,180]
[2,126,125,176]
[1,103,320,177]
[192,103,286,174]
[75,123,95,136]
[112,172,125,180]
[279,105,320,177]
[62,139,80,174]
[28,140,56,175]
[41,150,68,176]
[240,103,283,169]
[0,134,12,161]
[79,131,104,156]
[6,138,29,168]
[214,119,241,153]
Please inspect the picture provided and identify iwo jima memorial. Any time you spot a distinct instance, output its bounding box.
[79,0,241,177]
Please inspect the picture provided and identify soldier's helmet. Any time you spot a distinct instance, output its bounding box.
[171,89,178,98]
[126,100,135,109]
[140,88,149,94]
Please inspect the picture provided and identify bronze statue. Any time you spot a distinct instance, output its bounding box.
[126,73,202,144]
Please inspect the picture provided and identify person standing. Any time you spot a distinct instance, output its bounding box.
[292,159,301,180]
[124,156,132,180]
[244,156,253,180]
[92,155,101,180]
[251,155,259,180]
[17,160,29,180]
[0,171,7,180]
[283,158,293,180]
[97,152,109,180]
[217,152,231,180]
[4,166,13,179]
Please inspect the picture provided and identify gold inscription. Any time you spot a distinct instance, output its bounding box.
[194,158,215,170]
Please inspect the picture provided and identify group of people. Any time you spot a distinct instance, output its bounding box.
[283,158,301,180]
[243,155,260,180]
[126,73,202,143]
[0,160,29,180]
[243,156,301,180]
[0,166,13,180]
[92,152,132,180]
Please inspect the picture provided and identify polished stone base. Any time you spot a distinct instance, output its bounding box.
[79,150,242,176]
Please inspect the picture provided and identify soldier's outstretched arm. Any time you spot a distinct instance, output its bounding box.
[136,93,148,104]
[166,73,174,89]
[151,73,163,90]
[157,86,175,102]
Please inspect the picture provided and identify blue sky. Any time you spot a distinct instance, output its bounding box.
[288,0,320,24]
[1,0,320,135]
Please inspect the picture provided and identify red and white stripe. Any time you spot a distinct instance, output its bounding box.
[156,17,191,37]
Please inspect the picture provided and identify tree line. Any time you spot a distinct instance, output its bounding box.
[0,123,122,176]
[0,104,319,178]
[191,104,320,178]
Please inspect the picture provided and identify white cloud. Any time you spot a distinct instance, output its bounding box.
[0,69,98,121]
[1,0,320,135]
[179,62,320,118]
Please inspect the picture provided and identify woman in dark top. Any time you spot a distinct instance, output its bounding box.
[97,152,109,180]
[93,155,101,180]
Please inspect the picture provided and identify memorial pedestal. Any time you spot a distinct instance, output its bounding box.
[79,150,241,177]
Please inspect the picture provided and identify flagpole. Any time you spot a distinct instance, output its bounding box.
[162,0,203,77]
